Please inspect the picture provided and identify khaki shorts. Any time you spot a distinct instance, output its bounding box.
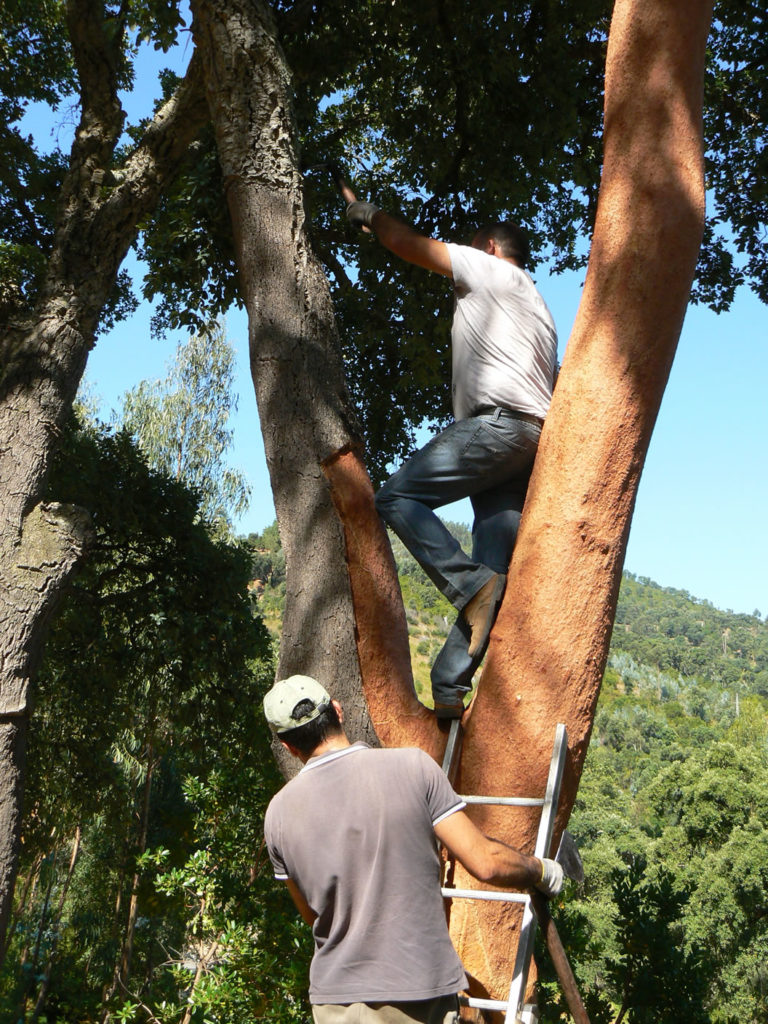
[312,995,459,1024]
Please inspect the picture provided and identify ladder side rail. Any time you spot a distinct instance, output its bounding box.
[505,724,568,1024]
[441,719,463,783]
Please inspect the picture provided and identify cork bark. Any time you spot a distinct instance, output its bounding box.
[0,16,208,954]
[195,0,712,1009]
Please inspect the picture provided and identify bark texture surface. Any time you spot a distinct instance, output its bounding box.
[191,0,384,774]
[0,15,207,952]
[444,0,714,1000]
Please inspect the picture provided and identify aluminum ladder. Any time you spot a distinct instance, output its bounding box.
[440,720,568,1024]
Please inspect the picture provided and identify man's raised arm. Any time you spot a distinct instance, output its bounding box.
[346,199,453,278]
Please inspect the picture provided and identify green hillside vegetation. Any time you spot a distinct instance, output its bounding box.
[248,521,768,1023]
[4,499,764,1024]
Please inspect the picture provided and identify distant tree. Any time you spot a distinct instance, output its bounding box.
[122,321,249,532]
[606,857,710,1024]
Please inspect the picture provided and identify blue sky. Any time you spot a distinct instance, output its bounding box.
[22,32,768,619]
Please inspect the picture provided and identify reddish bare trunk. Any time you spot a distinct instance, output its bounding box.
[447,0,714,999]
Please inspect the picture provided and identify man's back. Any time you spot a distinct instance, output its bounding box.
[446,243,557,421]
[265,744,467,1004]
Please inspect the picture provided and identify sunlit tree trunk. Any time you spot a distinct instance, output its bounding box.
[446,0,714,998]
[30,826,82,1022]
[102,744,157,1019]
[17,846,59,1021]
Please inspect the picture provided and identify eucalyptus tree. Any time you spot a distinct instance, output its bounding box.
[122,320,249,532]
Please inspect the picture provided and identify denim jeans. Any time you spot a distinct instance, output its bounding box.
[375,409,541,705]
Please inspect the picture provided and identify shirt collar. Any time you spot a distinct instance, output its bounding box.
[300,741,369,774]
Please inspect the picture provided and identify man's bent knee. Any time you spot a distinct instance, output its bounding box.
[374,481,395,522]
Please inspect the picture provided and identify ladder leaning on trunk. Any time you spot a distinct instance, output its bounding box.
[439,720,568,1024]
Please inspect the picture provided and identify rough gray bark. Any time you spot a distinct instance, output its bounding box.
[0,1,209,955]
[191,0,379,775]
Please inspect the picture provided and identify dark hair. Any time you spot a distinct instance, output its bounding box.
[474,221,530,266]
[279,698,343,755]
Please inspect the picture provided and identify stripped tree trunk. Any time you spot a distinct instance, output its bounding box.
[445,0,714,999]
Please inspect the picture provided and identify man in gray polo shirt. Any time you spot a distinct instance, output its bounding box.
[346,198,558,719]
[263,675,564,1024]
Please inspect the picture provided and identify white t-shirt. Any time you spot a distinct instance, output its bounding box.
[446,243,558,421]
[264,743,468,1004]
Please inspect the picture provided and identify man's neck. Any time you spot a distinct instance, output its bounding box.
[302,733,352,764]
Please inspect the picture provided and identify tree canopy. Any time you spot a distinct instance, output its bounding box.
[4,2,764,477]
[133,0,766,476]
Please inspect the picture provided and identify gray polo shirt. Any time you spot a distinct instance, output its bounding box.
[264,743,468,1004]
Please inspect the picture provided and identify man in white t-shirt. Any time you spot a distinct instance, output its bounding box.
[346,199,558,717]
[263,674,564,1024]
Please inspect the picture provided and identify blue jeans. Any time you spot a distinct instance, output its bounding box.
[375,409,541,705]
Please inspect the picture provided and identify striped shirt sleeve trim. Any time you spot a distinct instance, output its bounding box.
[274,872,289,880]
[432,800,466,826]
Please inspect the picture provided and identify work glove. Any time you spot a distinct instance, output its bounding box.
[346,201,380,229]
[536,858,564,898]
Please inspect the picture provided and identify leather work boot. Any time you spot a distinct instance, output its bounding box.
[463,573,506,658]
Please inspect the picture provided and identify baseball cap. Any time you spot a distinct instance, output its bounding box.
[263,675,332,734]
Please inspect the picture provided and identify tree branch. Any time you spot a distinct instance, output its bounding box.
[101,50,209,233]
[65,0,125,158]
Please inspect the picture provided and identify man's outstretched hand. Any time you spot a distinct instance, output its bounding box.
[346,201,380,230]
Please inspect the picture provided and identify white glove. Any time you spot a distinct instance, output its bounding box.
[536,858,564,898]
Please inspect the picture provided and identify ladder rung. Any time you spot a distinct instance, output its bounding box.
[441,887,529,904]
[461,996,509,1011]
[461,795,545,807]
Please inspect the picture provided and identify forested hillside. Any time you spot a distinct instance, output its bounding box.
[3,509,765,1023]
[249,521,768,1024]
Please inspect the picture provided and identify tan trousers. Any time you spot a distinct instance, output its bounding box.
[312,995,459,1024]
